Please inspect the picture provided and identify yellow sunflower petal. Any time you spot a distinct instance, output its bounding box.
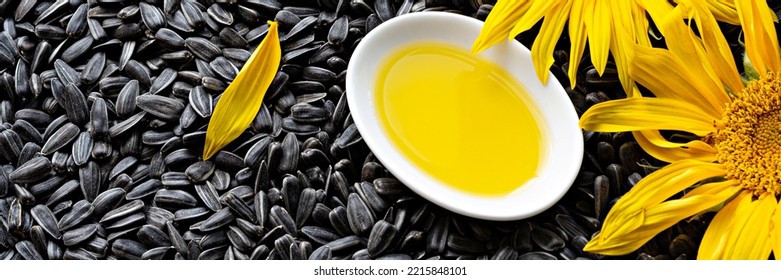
[656,7,731,114]
[772,201,781,259]
[567,0,587,87]
[579,98,717,136]
[630,45,725,119]
[700,193,776,260]
[529,0,572,84]
[639,0,674,35]
[608,0,636,93]
[586,192,737,255]
[509,0,560,38]
[203,21,281,160]
[584,160,732,255]
[704,0,740,24]
[680,0,744,95]
[583,0,612,76]
[632,1,653,47]
[699,192,749,259]
[471,0,532,54]
[726,194,776,260]
[681,180,738,199]
[632,130,717,163]
[736,0,781,74]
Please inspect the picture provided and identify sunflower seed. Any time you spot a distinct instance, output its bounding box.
[57,200,93,231]
[346,193,374,236]
[208,4,234,25]
[154,189,198,208]
[180,0,206,28]
[60,36,93,63]
[136,94,185,121]
[9,156,51,183]
[327,16,348,45]
[88,188,125,220]
[219,28,248,49]
[218,193,251,222]
[15,240,43,260]
[270,205,297,237]
[81,52,106,85]
[531,226,566,252]
[137,224,172,248]
[188,86,212,118]
[426,215,449,254]
[52,59,81,87]
[112,238,146,260]
[309,244,331,260]
[210,56,239,81]
[324,235,363,253]
[75,161,100,202]
[245,136,272,169]
[155,28,185,49]
[101,200,144,225]
[185,37,220,61]
[291,103,330,124]
[227,226,254,252]
[63,223,98,246]
[100,76,131,97]
[149,68,178,95]
[201,208,235,232]
[189,184,220,213]
[31,204,61,239]
[139,2,166,31]
[14,59,31,98]
[17,143,42,168]
[296,188,317,228]
[367,220,397,257]
[115,81,140,118]
[519,251,558,260]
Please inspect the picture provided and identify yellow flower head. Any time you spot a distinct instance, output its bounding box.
[203,21,281,160]
[472,0,740,93]
[579,0,781,259]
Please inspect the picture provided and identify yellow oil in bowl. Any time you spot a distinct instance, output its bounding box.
[375,42,546,196]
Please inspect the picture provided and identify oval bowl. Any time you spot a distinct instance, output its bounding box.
[346,12,583,221]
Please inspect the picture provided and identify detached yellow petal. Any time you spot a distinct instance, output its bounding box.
[584,160,732,255]
[203,21,281,160]
[580,98,717,136]
[736,0,781,74]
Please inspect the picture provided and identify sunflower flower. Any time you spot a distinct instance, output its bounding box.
[579,0,781,259]
[203,21,281,160]
[471,0,739,93]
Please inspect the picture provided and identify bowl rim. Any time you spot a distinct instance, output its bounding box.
[345,12,583,221]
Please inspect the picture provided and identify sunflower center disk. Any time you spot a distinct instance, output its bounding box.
[714,72,781,196]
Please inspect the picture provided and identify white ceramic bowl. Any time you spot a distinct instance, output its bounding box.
[346,12,583,221]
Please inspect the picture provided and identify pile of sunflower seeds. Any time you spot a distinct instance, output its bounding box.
[0,0,713,260]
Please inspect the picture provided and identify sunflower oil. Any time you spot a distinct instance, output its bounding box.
[374,42,546,196]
